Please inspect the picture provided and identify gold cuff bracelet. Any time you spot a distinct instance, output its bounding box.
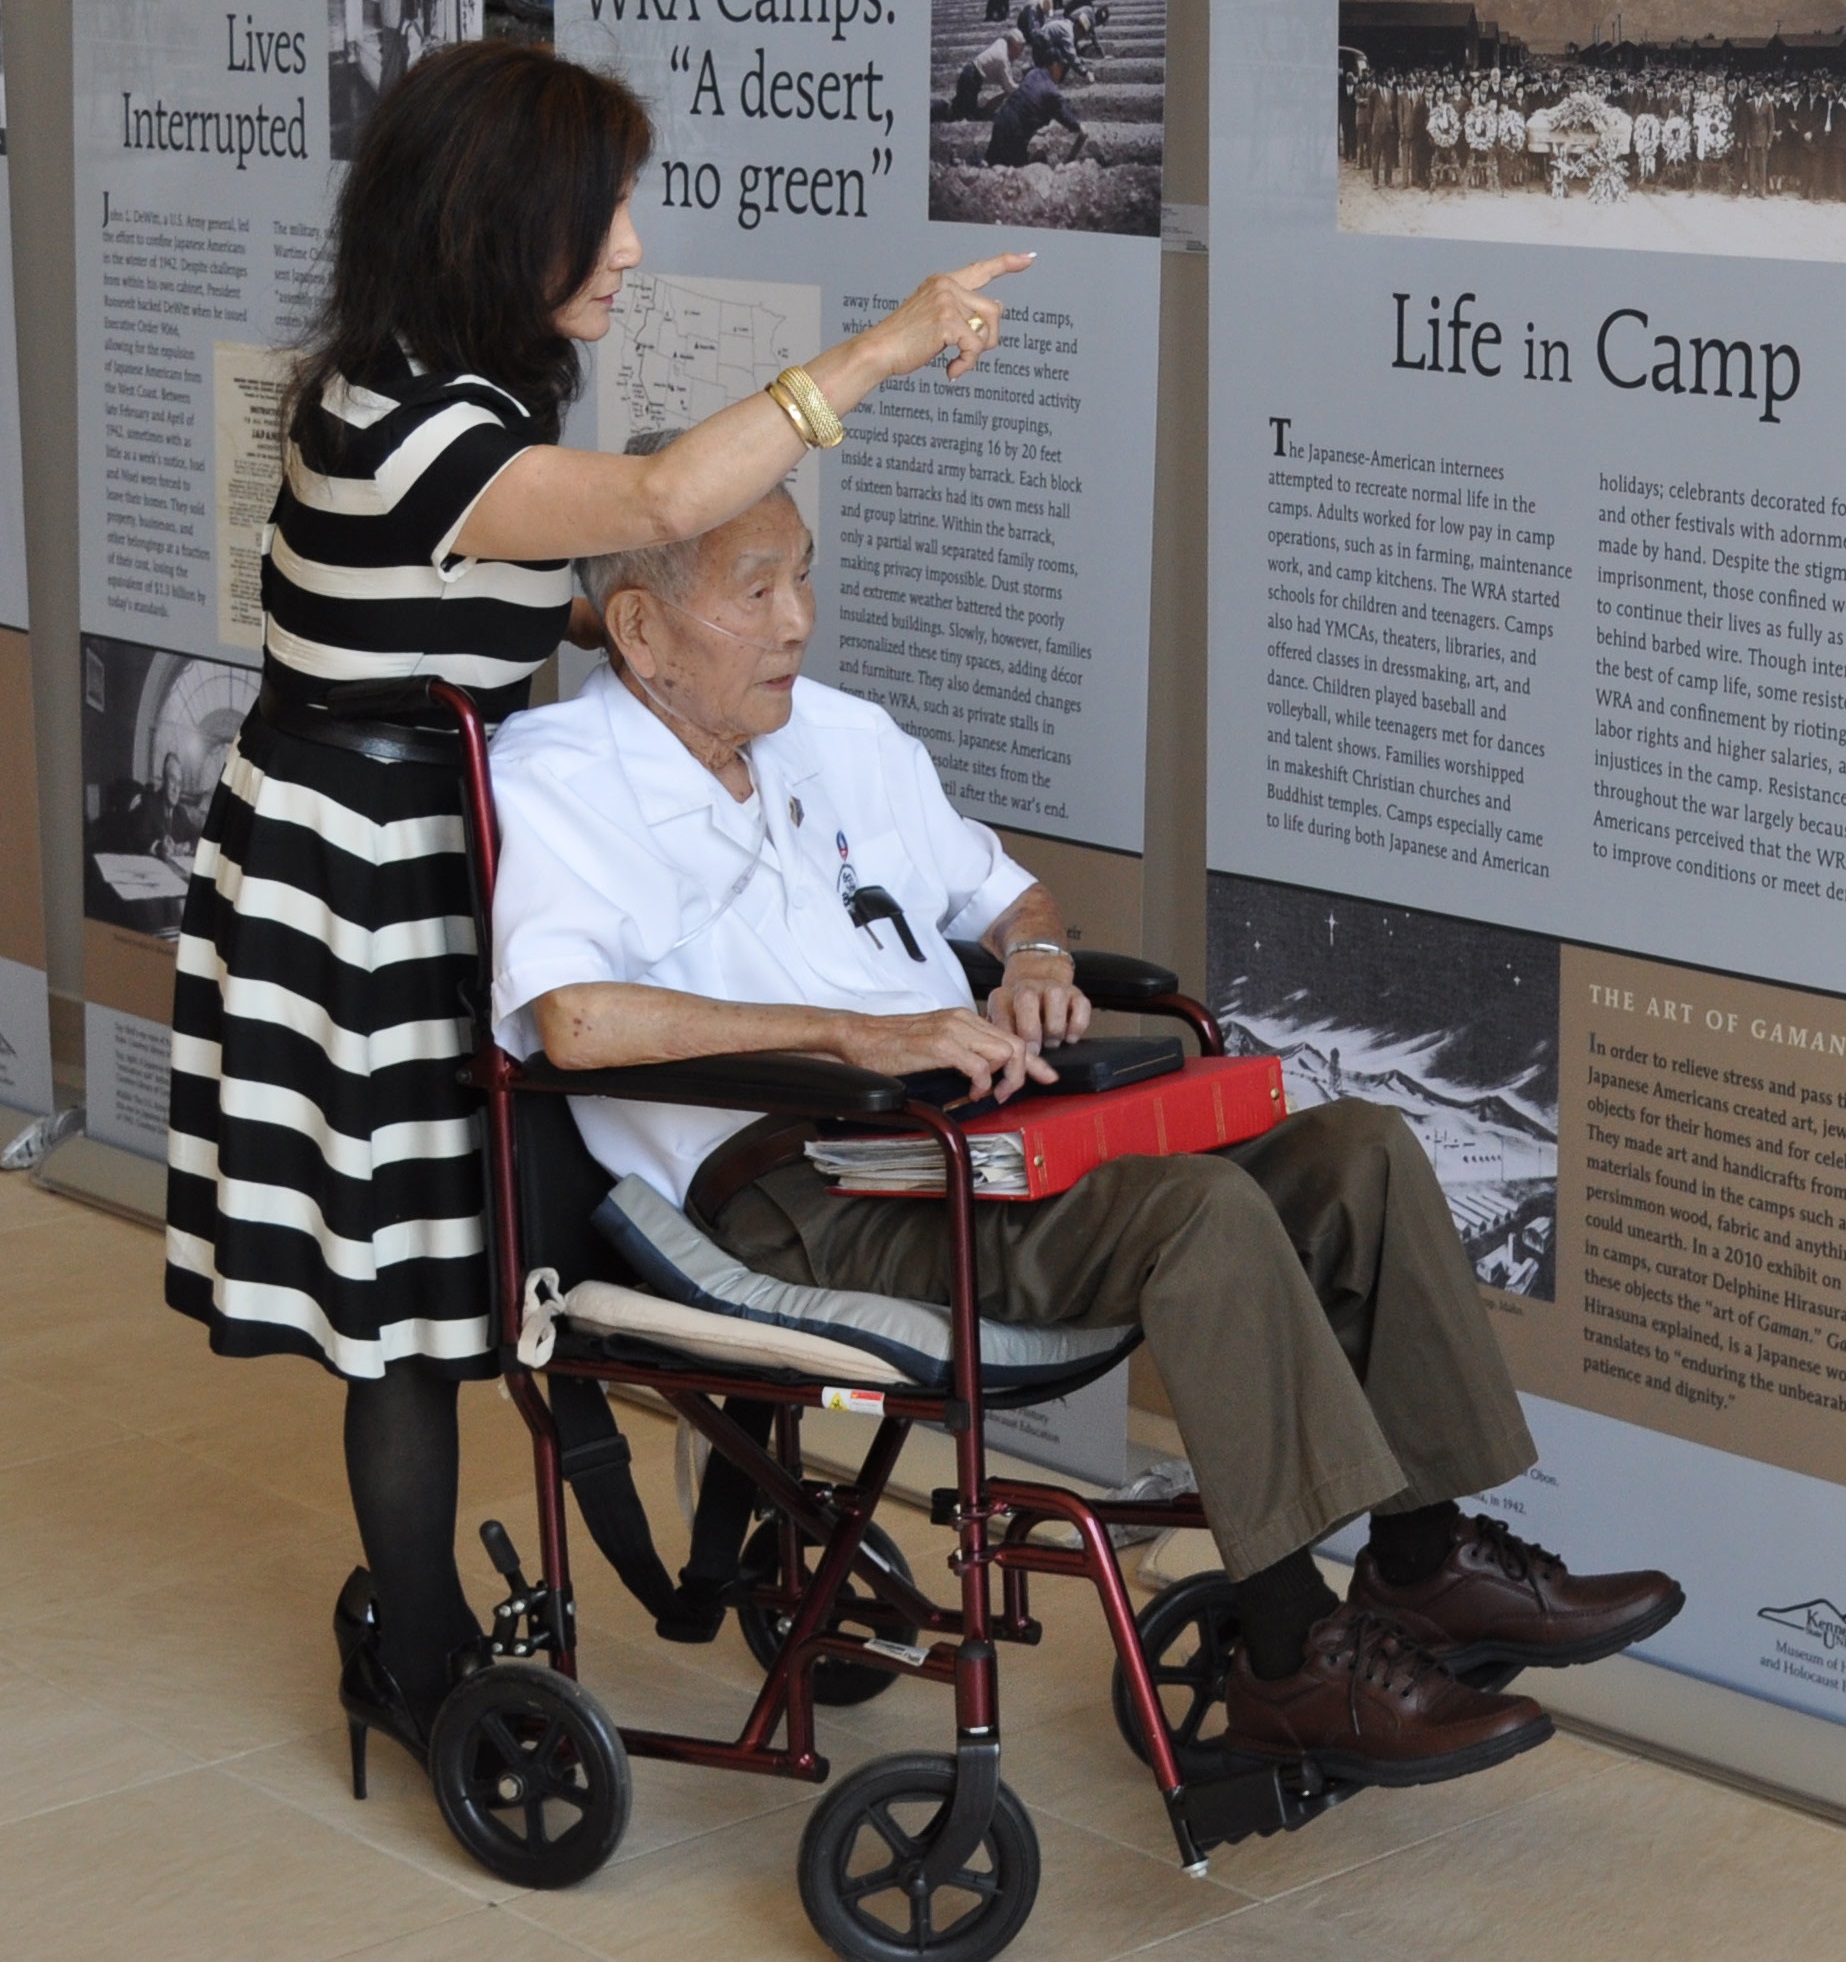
[769,365,845,449]
[765,378,817,447]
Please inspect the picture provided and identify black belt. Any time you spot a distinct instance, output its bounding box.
[257,682,461,767]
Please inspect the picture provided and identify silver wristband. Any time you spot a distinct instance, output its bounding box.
[1002,939,1074,963]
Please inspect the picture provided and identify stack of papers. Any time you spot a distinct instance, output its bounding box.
[93,852,189,902]
[805,1133,1030,1196]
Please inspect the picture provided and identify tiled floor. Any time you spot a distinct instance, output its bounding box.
[3,1171,1844,1960]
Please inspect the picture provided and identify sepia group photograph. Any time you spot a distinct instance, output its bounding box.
[1338,1,1846,258]
[329,0,483,160]
[929,0,1167,237]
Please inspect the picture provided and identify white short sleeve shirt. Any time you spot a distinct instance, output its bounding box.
[489,665,1038,1204]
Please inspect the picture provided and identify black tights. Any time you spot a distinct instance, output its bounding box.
[343,1370,481,1725]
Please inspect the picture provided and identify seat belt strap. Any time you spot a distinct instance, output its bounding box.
[683,1398,777,1588]
[547,1374,680,1624]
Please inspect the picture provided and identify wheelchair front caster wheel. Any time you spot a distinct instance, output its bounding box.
[736,1518,918,1707]
[799,1752,1040,1962]
[428,1664,630,1888]
[1110,1571,1240,1768]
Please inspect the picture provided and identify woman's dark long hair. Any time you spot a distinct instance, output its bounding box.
[289,41,652,458]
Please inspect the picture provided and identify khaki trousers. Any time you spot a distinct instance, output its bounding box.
[699,1099,1537,1579]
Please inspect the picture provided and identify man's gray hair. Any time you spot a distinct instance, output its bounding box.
[575,429,707,614]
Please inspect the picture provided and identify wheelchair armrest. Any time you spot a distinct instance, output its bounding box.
[515,1050,910,1119]
[323,677,442,719]
[949,939,1181,1005]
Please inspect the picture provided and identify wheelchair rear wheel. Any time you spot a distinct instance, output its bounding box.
[799,1751,1040,1962]
[1110,1571,1240,1767]
[428,1664,630,1888]
[736,1517,918,1706]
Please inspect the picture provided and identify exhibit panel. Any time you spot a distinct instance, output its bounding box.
[555,0,1174,1480]
[1211,1,1846,1748]
[69,2,482,1156]
[557,0,1164,856]
[0,5,54,1123]
[0,631,50,1122]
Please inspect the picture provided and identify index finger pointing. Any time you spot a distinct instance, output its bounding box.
[953,251,1038,290]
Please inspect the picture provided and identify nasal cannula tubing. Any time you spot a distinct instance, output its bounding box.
[655,592,810,653]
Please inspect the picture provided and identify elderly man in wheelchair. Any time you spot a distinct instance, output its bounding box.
[486,442,1682,1804]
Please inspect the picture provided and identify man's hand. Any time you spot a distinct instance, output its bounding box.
[978,883,1089,1058]
[830,1006,1058,1103]
[987,951,1091,1056]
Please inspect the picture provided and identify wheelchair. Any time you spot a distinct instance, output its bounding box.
[336,677,1359,1962]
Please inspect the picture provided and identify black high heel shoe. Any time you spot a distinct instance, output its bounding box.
[333,1565,376,1670]
[333,1566,430,1799]
[332,1568,493,1800]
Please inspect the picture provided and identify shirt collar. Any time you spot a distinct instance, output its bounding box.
[589,664,726,826]
[586,663,824,826]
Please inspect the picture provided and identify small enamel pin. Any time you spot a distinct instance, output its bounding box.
[788,795,804,827]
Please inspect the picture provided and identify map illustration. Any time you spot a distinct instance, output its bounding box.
[597,274,822,529]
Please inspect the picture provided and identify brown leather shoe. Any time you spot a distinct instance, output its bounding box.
[1220,1605,1553,1788]
[1347,1514,1685,1674]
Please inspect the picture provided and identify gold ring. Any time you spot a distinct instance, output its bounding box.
[968,315,988,337]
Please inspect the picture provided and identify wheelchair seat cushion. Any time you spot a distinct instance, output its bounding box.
[530,1269,916,1384]
[580,1175,1137,1390]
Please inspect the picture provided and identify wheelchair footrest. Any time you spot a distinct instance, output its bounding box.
[1174,1754,1361,1853]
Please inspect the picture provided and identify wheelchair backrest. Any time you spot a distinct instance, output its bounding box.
[514,1088,629,1293]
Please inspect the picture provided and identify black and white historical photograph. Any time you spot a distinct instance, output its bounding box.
[329,1,482,161]
[81,637,256,937]
[1209,873,1561,1299]
[929,0,1166,236]
[1339,2,1846,258]
[484,0,554,51]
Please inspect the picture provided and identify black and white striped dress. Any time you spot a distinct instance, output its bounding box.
[165,349,570,1379]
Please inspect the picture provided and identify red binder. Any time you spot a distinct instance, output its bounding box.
[832,1056,1288,1200]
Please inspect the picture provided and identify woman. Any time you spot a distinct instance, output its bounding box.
[164,38,1026,1775]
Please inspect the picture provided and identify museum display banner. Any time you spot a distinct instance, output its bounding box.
[557,0,1165,856]
[1211,1,1846,1738]
[0,6,53,1124]
[71,3,481,1158]
[554,0,1169,1482]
